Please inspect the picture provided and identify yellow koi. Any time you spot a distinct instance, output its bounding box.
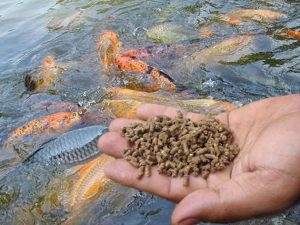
[185,35,253,67]
[103,98,236,119]
[70,154,114,209]
[103,99,142,119]
[107,87,166,102]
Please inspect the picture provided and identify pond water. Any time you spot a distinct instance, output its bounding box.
[0,0,299,224]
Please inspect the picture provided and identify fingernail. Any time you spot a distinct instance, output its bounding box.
[178,218,199,225]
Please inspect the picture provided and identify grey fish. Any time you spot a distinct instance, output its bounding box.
[23,125,108,166]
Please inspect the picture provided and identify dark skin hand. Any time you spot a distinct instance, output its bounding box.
[98,94,300,225]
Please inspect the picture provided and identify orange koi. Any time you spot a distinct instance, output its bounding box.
[280,29,300,41]
[97,31,177,91]
[5,112,81,148]
[70,154,114,209]
[96,31,120,69]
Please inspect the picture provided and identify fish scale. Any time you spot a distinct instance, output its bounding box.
[23,125,108,166]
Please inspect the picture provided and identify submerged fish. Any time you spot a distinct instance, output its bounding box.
[23,125,108,166]
[108,87,161,100]
[25,56,66,91]
[146,22,193,44]
[280,29,300,41]
[219,9,286,25]
[70,154,114,209]
[103,99,142,119]
[5,111,81,149]
[103,97,236,119]
[182,35,253,70]
[198,26,214,39]
[107,87,193,103]
[0,125,108,225]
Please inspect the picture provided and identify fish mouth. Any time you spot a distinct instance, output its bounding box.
[24,74,37,91]
[97,31,120,69]
[98,38,117,69]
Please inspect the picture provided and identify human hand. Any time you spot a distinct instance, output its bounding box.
[98,94,300,224]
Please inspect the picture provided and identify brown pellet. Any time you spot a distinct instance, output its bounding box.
[122,112,240,186]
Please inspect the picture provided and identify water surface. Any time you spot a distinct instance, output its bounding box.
[0,0,299,224]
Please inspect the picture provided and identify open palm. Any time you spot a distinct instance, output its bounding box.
[98,94,300,224]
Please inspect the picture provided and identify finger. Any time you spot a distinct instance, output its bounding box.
[98,132,127,158]
[105,159,208,202]
[137,103,230,125]
[172,170,296,224]
[109,118,143,132]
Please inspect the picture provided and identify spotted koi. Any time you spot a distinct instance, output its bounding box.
[5,112,81,148]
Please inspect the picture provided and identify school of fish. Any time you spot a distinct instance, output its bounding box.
[0,6,299,224]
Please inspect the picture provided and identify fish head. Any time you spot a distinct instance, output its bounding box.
[97,31,121,69]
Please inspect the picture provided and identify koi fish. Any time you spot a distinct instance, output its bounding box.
[25,56,65,91]
[220,9,286,25]
[23,125,108,166]
[5,112,81,149]
[70,154,114,209]
[146,22,191,44]
[103,98,236,119]
[96,31,121,70]
[280,29,300,41]
[176,99,237,113]
[103,99,142,119]
[97,31,177,91]
[107,87,165,101]
[185,35,253,67]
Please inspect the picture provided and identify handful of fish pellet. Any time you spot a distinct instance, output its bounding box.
[121,111,240,186]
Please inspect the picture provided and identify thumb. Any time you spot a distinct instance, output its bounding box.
[172,171,296,225]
